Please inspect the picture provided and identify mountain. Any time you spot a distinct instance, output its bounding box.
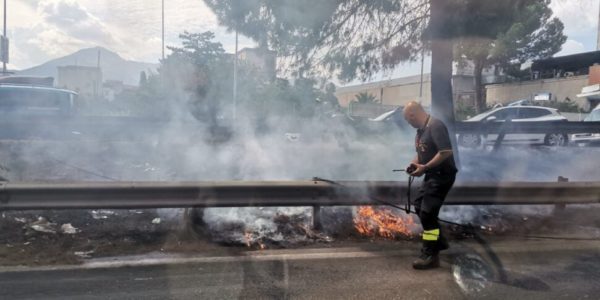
[17,47,158,86]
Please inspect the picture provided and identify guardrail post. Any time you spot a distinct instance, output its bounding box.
[554,176,568,213]
[183,208,209,238]
[313,205,322,230]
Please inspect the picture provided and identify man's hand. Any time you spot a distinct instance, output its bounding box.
[409,164,427,177]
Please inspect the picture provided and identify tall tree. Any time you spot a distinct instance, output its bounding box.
[455,0,566,113]
[134,30,327,130]
[160,31,227,123]
[204,0,540,128]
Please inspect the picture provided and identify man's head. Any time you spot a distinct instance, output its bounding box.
[403,101,429,129]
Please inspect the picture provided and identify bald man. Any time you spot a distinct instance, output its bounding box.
[403,101,457,270]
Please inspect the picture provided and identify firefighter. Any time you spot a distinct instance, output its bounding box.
[403,101,457,270]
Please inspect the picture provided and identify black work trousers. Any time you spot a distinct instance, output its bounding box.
[414,172,456,254]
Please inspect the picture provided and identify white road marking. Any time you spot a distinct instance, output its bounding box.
[0,247,413,273]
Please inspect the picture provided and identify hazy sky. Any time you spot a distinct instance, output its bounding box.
[4,0,599,79]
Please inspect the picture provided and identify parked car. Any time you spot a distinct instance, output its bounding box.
[458,106,569,148]
[507,99,530,106]
[0,84,79,116]
[369,107,412,130]
[571,104,600,146]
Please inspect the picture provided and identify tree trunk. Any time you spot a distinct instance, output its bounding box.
[474,59,486,113]
[429,0,460,166]
[430,39,455,126]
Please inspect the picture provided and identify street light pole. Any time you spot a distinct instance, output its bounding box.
[161,0,165,60]
[233,29,238,121]
[418,20,427,102]
[2,0,6,74]
[419,45,425,100]
[597,1,600,51]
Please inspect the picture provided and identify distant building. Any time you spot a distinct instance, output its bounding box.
[531,51,600,80]
[487,51,600,111]
[336,72,478,118]
[237,47,277,80]
[454,61,504,84]
[57,66,102,101]
[102,80,137,102]
[577,65,600,110]
[336,74,432,111]
[334,58,506,118]
[102,80,124,102]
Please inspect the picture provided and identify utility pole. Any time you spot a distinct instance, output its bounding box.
[162,0,165,60]
[419,19,427,102]
[2,0,7,75]
[233,29,238,121]
[419,45,425,100]
[597,1,600,51]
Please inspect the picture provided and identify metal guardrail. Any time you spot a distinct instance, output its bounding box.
[1,181,599,210]
[455,121,600,134]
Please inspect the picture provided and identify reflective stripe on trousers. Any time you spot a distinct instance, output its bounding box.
[422,229,440,241]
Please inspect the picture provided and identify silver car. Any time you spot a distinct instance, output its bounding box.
[458,106,569,148]
[571,104,600,145]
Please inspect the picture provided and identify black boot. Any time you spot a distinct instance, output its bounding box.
[412,243,440,270]
[437,234,449,252]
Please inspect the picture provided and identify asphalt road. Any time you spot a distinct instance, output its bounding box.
[1,238,599,300]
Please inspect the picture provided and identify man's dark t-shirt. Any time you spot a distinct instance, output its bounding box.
[415,116,457,174]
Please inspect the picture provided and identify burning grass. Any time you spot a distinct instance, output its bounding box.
[354,206,419,239]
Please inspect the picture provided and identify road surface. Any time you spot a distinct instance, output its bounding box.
[1,238,599,299]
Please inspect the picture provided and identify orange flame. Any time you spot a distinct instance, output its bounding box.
[354,206,416,239]
[244,231,252,247]
[243,230,267,250]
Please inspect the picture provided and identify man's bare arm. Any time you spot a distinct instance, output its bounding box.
[409,150,452,177]
[411,155,419,165]
[424,150,453,170]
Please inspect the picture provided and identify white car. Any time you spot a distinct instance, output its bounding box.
[571,104,600,145]
[368,107,411,131]
[458,106,568,148]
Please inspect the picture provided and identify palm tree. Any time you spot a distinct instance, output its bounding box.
[354,92,379,104]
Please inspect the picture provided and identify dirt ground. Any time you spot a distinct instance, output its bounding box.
[1,205,599,267]
[0,208,342,267]
[0,209,207,266]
